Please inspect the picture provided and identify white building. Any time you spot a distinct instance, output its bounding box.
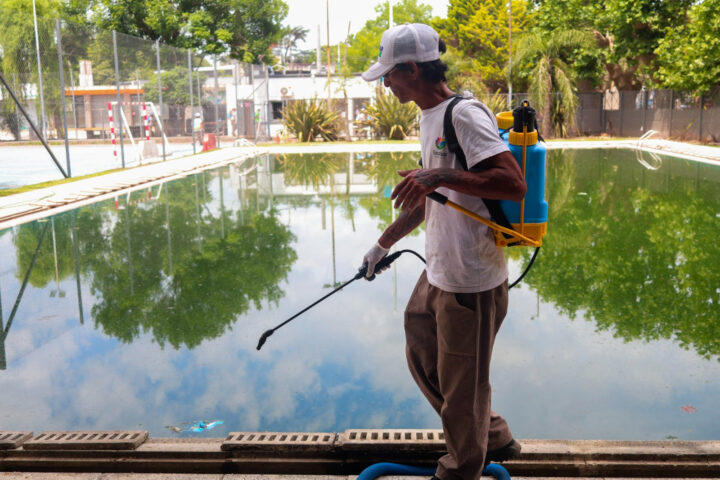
[221,64,378,140]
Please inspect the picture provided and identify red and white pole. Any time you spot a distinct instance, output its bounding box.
[108,102,118,158]
[142,102,150,140]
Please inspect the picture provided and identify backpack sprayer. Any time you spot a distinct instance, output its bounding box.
[257,101,549,351]
[428,99,548,248]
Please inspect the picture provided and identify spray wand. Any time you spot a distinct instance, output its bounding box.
[256,249,425,350]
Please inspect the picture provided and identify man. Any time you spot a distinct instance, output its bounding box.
[192,112,203,147]
[230,107,238,137]
[360,23,525,480]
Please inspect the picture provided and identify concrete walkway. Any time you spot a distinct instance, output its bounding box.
[0,146,260,230]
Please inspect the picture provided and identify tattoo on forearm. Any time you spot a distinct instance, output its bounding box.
[413,168,464,188]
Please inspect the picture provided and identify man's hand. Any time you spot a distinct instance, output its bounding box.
[362,242,390,279]
[391,169,437,211]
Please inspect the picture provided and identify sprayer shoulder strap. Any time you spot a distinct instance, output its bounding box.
[443,95,515,233]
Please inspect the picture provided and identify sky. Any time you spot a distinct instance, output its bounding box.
[284,0,450,51]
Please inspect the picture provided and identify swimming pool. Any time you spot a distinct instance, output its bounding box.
[0,148,718,440]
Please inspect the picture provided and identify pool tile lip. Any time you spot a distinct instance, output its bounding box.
[339,428,445,451]
[221,431,338,452]
[22,430,148,451]
[0,431,33,450]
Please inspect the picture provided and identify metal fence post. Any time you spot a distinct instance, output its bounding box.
[642,88,647,134]
[265,63,271,140]
[112,31,126,168]
[12,74,21,135]
[619,91,624,137]
[600,90,605,135]
[31,0,47,139]
[234,60,239,138]
[698,95,704,142]
[213,55,220,148]
[668,90,674,138]
[67,60,79,139]
[56,19,71,177]
[188,49,195,154]
[156,39,166,161]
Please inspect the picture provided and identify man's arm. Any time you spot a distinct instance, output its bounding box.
[378,202,425,249]
[391,150,526,211]
[361,202,425,279]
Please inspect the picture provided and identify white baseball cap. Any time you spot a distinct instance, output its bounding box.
[361,23,441,82]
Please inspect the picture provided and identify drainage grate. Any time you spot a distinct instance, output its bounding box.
[340,429,446,452]
[222,431,337,452]
[23,430,148,450]
[0,431,33,450]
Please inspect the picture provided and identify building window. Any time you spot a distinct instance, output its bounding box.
[271,101,283,120]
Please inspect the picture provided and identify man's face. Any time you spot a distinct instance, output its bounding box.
[383,64,415,104]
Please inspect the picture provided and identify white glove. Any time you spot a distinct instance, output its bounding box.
[362,242,390,279]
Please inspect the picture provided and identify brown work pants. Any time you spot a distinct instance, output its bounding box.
[404,271,512,480]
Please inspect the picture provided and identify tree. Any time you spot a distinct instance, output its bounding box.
[0,0,66,138]
[434,0,534,92]
[654,0,720,95]
[346,0,433,73]
[530,0,603,88]
[144,64,192,124]
[277,25,309,69]
[513,29,594,138]
[531,0,693,89]
[90,0,289,61]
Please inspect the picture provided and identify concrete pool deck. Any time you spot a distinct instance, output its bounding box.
[0,432,718,478]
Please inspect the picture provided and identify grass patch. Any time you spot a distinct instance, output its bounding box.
[0,169,125,197]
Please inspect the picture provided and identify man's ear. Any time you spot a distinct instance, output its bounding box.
[407,62,420,80]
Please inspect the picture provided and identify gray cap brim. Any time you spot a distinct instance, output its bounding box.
[361,61,395,82]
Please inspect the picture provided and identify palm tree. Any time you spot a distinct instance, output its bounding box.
[513,29,594,138]
[279,26,309,69]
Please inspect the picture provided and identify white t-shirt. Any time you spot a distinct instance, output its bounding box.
[420,95,509,293]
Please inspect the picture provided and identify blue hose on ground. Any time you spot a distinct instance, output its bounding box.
[356,462,511,480]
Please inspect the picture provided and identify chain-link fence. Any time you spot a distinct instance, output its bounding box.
[0,7,256,188]
[491,90,719,142]
[577,88,720,142]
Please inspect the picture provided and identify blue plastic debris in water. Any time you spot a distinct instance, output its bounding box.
[165,420,224,433]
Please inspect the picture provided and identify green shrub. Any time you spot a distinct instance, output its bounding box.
[282,98,341,142]
[358,87,419,140]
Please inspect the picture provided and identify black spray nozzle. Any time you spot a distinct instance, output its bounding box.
[256,329,274,350]
[513,100,537,133]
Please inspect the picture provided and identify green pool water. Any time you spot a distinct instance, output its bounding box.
[0,148,718,440]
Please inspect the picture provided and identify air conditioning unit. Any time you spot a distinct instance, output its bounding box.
[280,86,294,98]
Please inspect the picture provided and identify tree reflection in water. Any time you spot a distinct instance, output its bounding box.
[522,149,720,360]
[6,149,719,359]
